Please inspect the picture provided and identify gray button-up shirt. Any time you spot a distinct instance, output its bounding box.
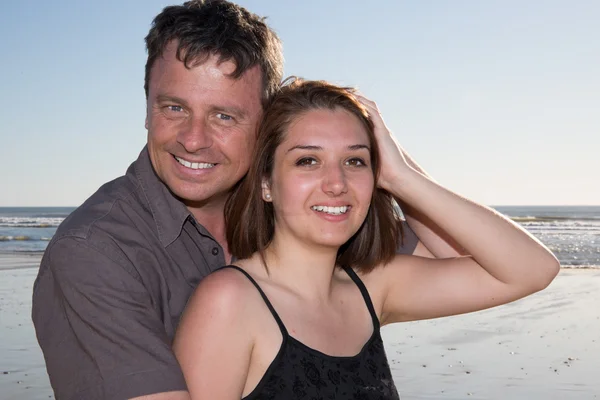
[32,146,418,400]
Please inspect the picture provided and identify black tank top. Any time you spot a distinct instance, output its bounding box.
[223,265,400,400]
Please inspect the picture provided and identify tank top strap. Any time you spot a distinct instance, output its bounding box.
[341,266,381,330]
[221,265,288,336]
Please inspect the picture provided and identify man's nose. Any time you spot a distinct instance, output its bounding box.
[177,118,213,152]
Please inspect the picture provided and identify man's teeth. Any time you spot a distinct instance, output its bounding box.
[311,205,349,215]
[175,156,215,169]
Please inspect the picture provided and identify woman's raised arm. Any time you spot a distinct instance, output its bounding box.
[358,97,560,324]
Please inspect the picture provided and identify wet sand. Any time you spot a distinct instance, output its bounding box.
[0,254,52,400]
[383,268,600,399]
[1,254,598,399]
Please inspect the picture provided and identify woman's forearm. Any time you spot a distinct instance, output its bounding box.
[391,169,560,290]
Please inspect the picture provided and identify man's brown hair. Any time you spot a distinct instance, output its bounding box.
[144,0,283,105]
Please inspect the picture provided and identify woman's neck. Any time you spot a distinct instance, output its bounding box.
[261,233,340,303]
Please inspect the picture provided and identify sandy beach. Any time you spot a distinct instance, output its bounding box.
[1,254,52,400]
[1,254,598,400]
[383,268,600,399]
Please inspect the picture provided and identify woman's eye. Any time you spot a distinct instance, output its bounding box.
[346,158,366,167]
[296,157,317,166]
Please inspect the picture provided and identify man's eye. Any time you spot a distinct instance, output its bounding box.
[166,105,183,113]
[216,113,233,121]
[346,158,366,167]
[296,157,317,166]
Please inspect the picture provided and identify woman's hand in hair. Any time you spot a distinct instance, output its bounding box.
[357,95,469,258]
[356,95,415,193]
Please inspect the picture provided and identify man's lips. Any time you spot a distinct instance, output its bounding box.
[173,155,216,170]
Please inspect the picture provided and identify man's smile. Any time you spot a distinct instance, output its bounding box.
[174,155,216,170]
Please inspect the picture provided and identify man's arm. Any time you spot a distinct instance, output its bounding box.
[398,147,468,258]
[130,392,190,400]
[355,94,467,259]
[32,237,188,400]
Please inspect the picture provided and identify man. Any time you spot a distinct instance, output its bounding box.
[32,1,459,399]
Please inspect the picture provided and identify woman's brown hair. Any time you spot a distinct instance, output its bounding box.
[225,78,403,273]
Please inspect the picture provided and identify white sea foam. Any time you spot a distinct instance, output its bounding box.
[0,217,64,228]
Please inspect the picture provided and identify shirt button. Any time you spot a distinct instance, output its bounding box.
[211,247,219,256]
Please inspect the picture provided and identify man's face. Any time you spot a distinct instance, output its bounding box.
[146,42,263,208]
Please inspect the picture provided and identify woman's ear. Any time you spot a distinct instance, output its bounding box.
[261,179,272,202]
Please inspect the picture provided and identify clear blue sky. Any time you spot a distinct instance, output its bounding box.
[1,0,598,206]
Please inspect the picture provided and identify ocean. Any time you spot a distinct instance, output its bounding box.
[0,206,598,267]
[0,207,74,253]
[493,205,600,268]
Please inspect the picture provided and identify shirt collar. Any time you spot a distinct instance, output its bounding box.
[132,146,192,247]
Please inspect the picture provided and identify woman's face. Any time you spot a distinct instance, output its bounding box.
[265,108,375,250]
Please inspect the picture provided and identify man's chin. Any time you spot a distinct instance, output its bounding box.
[170,186,230,208]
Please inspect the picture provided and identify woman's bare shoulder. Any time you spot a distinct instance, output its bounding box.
[182,266,265,323]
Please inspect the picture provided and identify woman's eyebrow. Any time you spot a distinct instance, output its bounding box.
[348,144,370,151]
[286,144,370,153]
[286,145,323,153]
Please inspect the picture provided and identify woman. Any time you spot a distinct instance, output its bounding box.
[173,78,559,399]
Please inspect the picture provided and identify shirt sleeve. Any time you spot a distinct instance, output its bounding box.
[395,219,419,255]
[32,236,187,400]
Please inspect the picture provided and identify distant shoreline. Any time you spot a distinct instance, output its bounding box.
[0,252,43,271]
[0,252,598,271]
[3,203,600,268]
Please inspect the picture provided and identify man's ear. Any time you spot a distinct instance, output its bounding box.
[261,179,272,202]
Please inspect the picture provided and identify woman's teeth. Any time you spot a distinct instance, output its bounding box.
[311,205,349,215]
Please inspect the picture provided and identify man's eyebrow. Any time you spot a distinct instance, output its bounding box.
[155,94,189,106]
[154,95,248,118]
[286,144,370,153]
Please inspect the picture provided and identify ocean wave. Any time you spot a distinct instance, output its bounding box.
[0,217,63,228]
[510,216,600,222]
[523,224,600,230]
[0,235,49,242]
[0,249,46,255]
[0,223,61,228]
